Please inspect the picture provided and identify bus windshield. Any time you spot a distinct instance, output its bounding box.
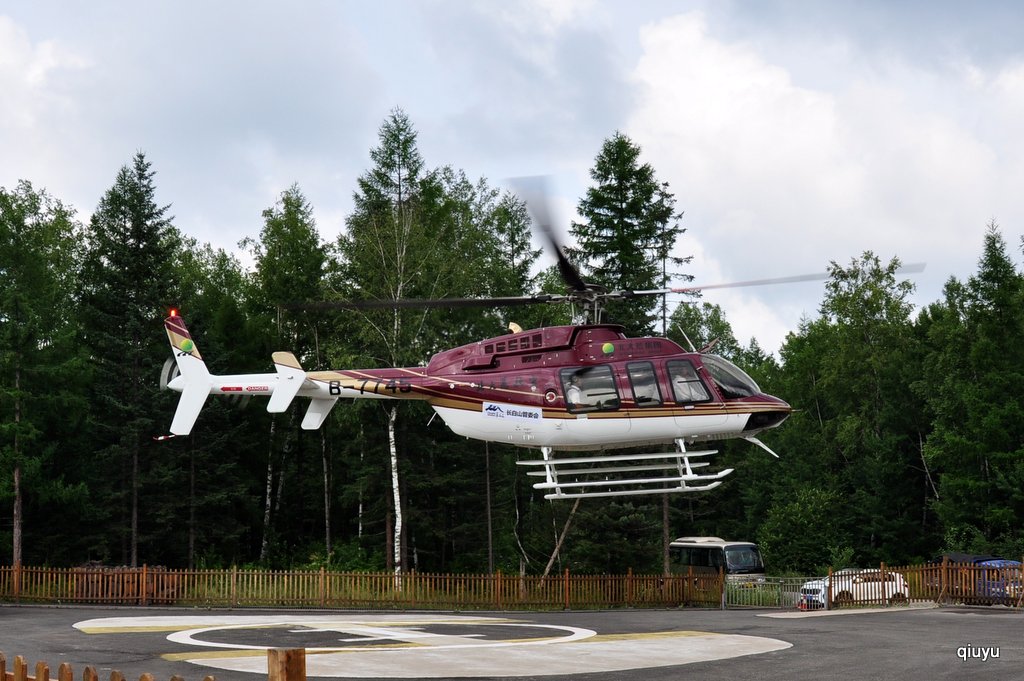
[725,545,765,574]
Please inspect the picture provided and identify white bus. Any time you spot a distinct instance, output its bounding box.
[669,536,766,583]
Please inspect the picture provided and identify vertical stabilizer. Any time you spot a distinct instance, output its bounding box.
[164,313,212,435]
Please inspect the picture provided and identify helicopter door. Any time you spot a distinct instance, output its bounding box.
[559,365,630,443]
[667,359,726,432]
[562,365,622,412]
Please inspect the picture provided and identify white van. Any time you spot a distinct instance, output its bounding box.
[669,536,766,583]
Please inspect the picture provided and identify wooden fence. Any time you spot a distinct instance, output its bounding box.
[0,649,306,681]
[1,561,1019,610]
[0,564,723,609]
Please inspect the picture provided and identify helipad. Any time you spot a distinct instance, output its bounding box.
[74,613,791,678]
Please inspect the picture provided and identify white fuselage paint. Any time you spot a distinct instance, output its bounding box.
[433,405,751,451]
[169,373,755,451]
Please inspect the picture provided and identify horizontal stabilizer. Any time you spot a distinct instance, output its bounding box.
[302,397,339,430]
[267,351,306,413]
[170,381,211,435]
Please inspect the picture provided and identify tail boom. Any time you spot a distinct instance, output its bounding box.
[161,314,429,435]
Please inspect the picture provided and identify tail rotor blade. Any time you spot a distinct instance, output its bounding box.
[159,356,180,390]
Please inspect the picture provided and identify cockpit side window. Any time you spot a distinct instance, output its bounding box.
[667,359,711,404]
[627,362,662,407]
[561,365,621,413]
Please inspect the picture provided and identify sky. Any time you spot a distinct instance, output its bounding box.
[3,0,1024,355]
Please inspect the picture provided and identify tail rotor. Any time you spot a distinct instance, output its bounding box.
[159,356,180,391]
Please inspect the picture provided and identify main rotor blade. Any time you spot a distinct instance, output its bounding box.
[292,294,560,311]
[508,176,589,292]
[670,272,831,293]
[670,262,927,294]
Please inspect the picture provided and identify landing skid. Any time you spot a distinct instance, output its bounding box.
[517,439,735,500]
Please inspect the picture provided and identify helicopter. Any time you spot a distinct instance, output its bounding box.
[160,180,814,500]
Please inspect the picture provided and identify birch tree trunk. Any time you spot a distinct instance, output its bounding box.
[387,404,403,586]
[322,430,332,556]
[12,362,21,568]
[259,418,276,561]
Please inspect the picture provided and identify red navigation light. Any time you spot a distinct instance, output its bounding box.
[169,308,178,317]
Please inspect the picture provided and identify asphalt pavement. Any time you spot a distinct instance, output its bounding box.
[0,603,1021,681]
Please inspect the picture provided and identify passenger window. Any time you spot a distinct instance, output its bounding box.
[627,362,662,407]
[561,366,621,413]
[667,360,711,404]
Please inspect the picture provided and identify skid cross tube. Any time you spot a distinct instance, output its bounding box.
[518,439,733,500]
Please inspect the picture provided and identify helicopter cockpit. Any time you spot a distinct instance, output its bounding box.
[699,354,761,399]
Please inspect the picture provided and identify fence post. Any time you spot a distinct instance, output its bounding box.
[627,568,633,607]
[563,569,570,610]
[231,565,238,607]
[319,566,326,608]
[880,562,887,606]
[1018,557,1024,609]
[268,649,306,681]
[719,565,725,610]
[686,566,693,606]
[140,564,149,607]
[495,569,502,610]
[826,567,833,610]
[14,561,21,602]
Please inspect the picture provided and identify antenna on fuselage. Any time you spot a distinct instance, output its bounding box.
[675,325,698,353]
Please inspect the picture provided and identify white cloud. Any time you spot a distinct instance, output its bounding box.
[626,11,1024,352]
[5,2,1024,357]
[0,16,91,186]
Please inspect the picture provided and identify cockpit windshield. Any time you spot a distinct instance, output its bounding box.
[700,354,761,399]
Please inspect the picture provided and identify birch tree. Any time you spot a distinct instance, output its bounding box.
[332,109,538,576]
[333,109,431,578]
[242,184,327,562]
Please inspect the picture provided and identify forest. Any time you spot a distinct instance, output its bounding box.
[2,108,1023,576]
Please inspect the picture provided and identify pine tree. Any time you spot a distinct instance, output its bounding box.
[162,240,260,567]
[0,181,86,565]
[571,131,687,334]
[922,224,1024,556]
[78,152,180,565]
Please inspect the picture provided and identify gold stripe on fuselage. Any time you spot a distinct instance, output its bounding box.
[306,369,782,420]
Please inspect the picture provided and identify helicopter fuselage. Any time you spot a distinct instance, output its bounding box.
[296,324,791,451]
[164,315,791,497]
